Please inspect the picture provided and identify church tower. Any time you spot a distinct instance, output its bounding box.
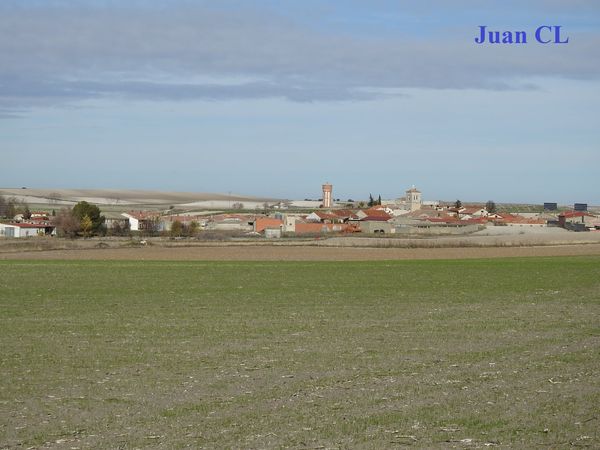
[406,186,422,211]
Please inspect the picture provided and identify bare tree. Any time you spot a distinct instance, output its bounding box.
[143,215,162,236]
[53,208,80,238]
[0,195,7,218]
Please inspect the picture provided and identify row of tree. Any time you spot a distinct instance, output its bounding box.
[169,220,201,237]
[368,194,382,207]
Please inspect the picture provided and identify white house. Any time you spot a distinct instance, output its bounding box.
[0,223,55,238]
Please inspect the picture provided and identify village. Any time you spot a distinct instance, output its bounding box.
[0,184,598,239]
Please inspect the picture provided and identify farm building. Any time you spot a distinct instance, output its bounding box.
[254,217,283,233]
[206,214,254,231]
[359,220,393,234]
[558,211,599,230]
[294,222,351,234]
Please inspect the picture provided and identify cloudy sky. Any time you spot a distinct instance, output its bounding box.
[1,0,599,203]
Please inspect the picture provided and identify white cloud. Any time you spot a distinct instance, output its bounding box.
[0,2,598,114]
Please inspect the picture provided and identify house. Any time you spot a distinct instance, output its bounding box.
[460,207,488,218]
[0,222,55,238]
[305,211,338,223]
[104,212,131,230]
[356,207,393,221]
[122,211,163,232]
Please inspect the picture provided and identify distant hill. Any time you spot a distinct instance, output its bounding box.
[0,188,279,207]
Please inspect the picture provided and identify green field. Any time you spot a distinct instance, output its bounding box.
[1,258,599,449]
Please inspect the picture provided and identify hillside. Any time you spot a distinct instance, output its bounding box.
[0,188,279,208]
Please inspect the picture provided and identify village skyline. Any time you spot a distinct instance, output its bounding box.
[1,1,599,204]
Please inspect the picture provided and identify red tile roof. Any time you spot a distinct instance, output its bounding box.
[363,208,392,219]
[125,211,161,220]
[2,223,52,228]
[559,211,592,218]
[314,211,338,220]
[331,209,359,219]
[361,215,391,222]
[254,217,283,232]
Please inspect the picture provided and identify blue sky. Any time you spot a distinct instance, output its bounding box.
[1,0,599,203]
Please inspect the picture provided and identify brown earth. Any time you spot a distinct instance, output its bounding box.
[2,243,600,260]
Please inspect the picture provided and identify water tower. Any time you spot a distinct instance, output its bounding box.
[322,183,333,208]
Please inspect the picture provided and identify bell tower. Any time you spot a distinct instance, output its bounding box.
[406,185,421,211]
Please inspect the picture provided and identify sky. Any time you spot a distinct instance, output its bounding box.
[0,0,599,204]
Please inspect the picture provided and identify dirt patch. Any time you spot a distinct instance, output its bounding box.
[2,243,600,260]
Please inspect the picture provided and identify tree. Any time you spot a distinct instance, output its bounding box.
[143,215,162,236]
[377,195,382,206]
[23,205,32,220]
[80,214,93,237]
[189,221,200,236]
[53,208,80,238]
[0,195,24,219]
[232,202,244,210]
[454,199,462,209]
[0,195,7,218]
[170,220,183,237]
[368,194,375,207]
[108,220,130,237]
[485,200,497,213]
[72,201,104,234]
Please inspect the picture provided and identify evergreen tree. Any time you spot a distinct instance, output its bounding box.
[368,194,375,207]
[72,201,104,234]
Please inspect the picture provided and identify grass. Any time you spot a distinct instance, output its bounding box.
[0,257,599,449]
